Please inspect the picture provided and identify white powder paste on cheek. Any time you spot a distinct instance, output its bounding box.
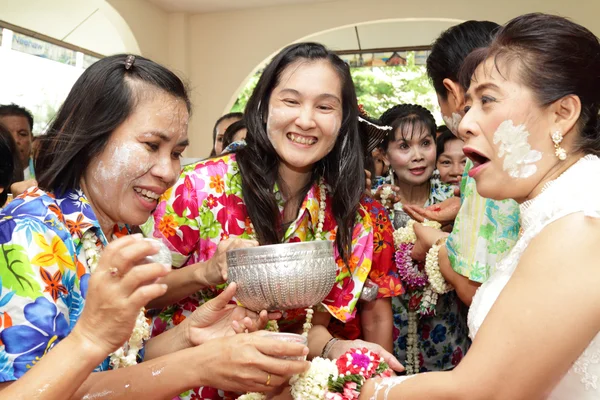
[267,106,293,151]
[493,120,542,178]
[443,112,463,137]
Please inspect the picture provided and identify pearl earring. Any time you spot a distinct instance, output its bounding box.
[551,131,567,161]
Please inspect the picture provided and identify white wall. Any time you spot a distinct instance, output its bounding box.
[183,0,600,157]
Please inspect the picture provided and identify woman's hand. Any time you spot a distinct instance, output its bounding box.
[182,283,279,346]
[327,339,404,373]
[403,196,460,227]
[195,331,310,394]
[197,238,258,287]
[411,223,448,262]
[372,184,402,207]
[72,234,170,358]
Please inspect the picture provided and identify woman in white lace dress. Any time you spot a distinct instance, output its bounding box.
[360,12,600,400]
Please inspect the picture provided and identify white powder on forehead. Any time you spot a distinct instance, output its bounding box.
[493,120,542,178]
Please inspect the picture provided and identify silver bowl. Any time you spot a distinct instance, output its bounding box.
[226,240,337,312]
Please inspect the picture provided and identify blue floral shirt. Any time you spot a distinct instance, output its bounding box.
[0,187,117,381]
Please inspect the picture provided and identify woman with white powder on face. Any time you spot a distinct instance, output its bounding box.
[360,13,600,399]
[0,54,310,400]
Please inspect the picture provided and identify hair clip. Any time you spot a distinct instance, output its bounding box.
[124,55,135,70]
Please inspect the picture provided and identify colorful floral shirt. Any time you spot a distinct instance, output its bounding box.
[142,154,375,399]
[328,196,404,340]
[374,175,470,372]
[446,159,521,283]
[0,187,123,382]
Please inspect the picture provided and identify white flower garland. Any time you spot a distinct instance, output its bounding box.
[378,185,394,208]
[424,242,453,294]
[406,311,419,375]
[289,357,339,399]
[82,230,151,369]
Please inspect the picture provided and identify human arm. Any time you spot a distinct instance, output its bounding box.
[0,331,310,399]
[0,234,170,399]
[145,238,258,309]
[144,282,273,360]
[361,213,600,399]
[361,298,394,353]
[403,196,461,228]
[412,223,479,306]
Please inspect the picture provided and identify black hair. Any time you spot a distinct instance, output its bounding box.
[236,42,364,262]
[36,54,191,195]
[0,103,34,131]
[460,13,600,156]
[221,119,247,150]
[0,123,23,206]
[379,104,437,150]
[427,20,500,100]
[436,127,460,159]
[210,112,243,157]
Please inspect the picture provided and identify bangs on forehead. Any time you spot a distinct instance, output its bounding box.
[392,118,434,142]
[460,46,526,92]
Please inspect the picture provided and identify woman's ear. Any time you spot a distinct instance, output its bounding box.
[551,94,581,139]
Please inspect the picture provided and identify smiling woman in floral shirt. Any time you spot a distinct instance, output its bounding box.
[143,43,403,400]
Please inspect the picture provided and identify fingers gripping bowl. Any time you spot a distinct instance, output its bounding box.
[226,241,337,312]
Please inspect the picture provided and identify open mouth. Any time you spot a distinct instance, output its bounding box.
[134,187,161,203]
[463,148,490,167]
[287,132,317,146]
[463,148,491,178]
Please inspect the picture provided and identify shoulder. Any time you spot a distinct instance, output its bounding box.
[0,188,61,235]
[522,212,600,277]
[181,154,237,176]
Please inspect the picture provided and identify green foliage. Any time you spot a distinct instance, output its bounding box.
[328,373,364,393]
[230,52,442,123]
[230,73,261,113]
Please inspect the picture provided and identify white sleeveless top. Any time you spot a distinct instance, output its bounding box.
[469,154,600,399]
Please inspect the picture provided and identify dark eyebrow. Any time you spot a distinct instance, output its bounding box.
[279,88,341,104]
[145,131,189,147]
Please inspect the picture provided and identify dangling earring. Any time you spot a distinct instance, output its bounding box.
[388,167,395,186]
[551,130,567,161]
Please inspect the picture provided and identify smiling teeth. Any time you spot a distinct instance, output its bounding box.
[287,133,316,145]
[134,187,160,200]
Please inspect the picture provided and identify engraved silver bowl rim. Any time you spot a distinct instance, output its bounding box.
[226,240,337,311]
[226,240,334,261]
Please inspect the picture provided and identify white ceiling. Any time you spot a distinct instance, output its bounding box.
[0,0,132,56]
[146,0,337,13]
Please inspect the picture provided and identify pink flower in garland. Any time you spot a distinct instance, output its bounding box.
[336,348,380,379]
[342,382,361,399]
[395,242,428,290]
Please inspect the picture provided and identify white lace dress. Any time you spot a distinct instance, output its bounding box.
[469,154,600,399]
[371,155,600,400]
